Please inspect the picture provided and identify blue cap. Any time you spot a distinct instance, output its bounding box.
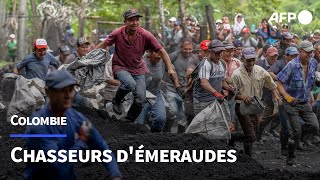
[45,69,79,89]
[233,39,243,48]
[285,47,299,55]
[242,47,256,59]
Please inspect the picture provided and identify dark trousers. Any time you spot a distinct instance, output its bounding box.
[235,103,261,143]
[283,101,319,142]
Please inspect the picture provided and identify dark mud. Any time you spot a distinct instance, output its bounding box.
[0,107,320,180]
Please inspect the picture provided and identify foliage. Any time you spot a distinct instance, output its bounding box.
[4,0,320,39]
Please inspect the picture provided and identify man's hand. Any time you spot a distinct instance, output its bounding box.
[229,122,235,133]
[273,96,283,106]
[168,70,180,88]
[242,95,252,104]
[78,120,93,143]
[176,86,185,99]
[284,94,297,106]
[213,91,225,99]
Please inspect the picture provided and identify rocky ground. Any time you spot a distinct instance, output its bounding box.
[0,107,320,180]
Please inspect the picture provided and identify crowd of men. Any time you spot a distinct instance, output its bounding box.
[3,8,320,178]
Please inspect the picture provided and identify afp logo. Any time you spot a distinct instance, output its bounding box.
[268,10,313,25]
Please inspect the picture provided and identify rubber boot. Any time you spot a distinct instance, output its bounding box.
[162,118,174,132]
[280,134,288,156]
[126,102,144,122]
[286,139,297,166]
[302,134,315,147]
[244,142,253,157]
[112,88,130,115]
[177,124,185,133]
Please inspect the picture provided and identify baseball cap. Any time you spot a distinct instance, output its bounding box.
[225,43,235,50]
[285,47,299,55]
[9,34,15,38]
[266,47,278,56]
[298,40,314,52]
[314,29,320,35]
[59,45,71,55]
[208,40,225,52]
[282,32,293,39]
[174,21,181,26]
[123,9,143,20]
[233,39,243,48]
[168,17,177,22]
[199,40,211,51]
[242,47,256,59]
[67,29,74,35]
[45,69,79,89]
[34,38,48,49]
[216,19,222,24]
[77,37,90,46]
[242,27,250,33]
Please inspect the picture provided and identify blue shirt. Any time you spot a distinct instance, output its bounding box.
[277,57,318,103]
[24,105,122,180]
[16,53,60,80]
[268,60,286,75]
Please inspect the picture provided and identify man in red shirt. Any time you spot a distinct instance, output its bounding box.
[96,9,178,121]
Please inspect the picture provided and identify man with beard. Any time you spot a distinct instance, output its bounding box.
[96,9,178,121]
[231,47,282,157]
[13,38,60,80]
[163,38,197,133]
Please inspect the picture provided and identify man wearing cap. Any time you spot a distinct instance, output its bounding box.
[5,34,17,62]
[24,69,122,179]
[277,40,319,165]
[268,46,299,156]
[55,45,71,65]
[96,9,178,122]
[314,42,320,65]
[292,34,299,45]
[13,38,60,80]
[274,32,294,60]
[65,37,91,64]
[169,20,183,53]
[221,43,241,131]
[231,47,282,156]
[256,47,280,140]
[233,39,243,60]
[239,27,257,49]
[313,30,320,44]
[193,40,233,114]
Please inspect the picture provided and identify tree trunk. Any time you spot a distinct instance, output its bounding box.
[0,0,7,59]
[17,0,28,61]
[30,0,41,39]
[78,0,88,38]
[145,6,150,31]
[158,0,166,44]
[178,0,187,38]
[205,5,217,40]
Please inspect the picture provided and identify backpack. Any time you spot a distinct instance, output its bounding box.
[185,58,226,94]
